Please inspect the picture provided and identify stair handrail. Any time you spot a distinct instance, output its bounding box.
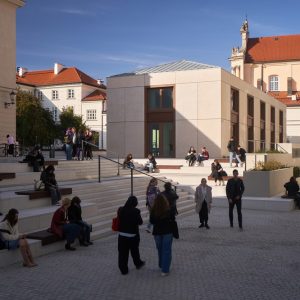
[97,154,177,195]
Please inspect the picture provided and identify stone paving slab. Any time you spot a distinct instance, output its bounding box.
[0,207,300,300]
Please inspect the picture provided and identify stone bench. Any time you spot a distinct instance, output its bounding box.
[156,165,182,170]
[26,229,62,246]
[15,187,72,200]
[19,160,58,166]
[208,175,243,181]
[0,173,16,180]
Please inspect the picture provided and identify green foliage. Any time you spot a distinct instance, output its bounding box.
[253,160,287,171]
[59,107,87,138]
[16,91,59,146]
[293,167,300,178]
[254,149,284,154]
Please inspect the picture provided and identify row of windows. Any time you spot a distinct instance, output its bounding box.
[37,89,76,100]
[46,108,98,122]
[257,75,290,92]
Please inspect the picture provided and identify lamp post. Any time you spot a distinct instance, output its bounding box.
[4,90,16,108]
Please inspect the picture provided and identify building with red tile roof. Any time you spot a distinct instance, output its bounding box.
[17,63,107,149]
[229,20,300,143]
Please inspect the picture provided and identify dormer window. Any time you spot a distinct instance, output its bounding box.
[269,75,279,91]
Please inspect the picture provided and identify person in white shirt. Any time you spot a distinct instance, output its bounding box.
[6,134,15,156]
[195,178,213,229]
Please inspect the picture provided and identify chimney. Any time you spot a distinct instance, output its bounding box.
[17,67,28,77]
[54,62,64,75]
[97,79,105,85]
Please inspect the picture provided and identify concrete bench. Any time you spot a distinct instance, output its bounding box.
[26,229,62,246]
[0,173,16,180]
[208,175,243,181]
[15,187,72,200]
[19,160,58,166]
[156,165,182,170]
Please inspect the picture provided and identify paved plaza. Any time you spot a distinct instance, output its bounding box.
[0,206,300,300]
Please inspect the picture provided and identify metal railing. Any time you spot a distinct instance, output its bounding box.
[97,154,177,196]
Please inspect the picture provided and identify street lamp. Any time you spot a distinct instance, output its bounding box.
[4,90,16,108]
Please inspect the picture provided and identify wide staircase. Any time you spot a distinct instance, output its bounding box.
[0,156,195,267]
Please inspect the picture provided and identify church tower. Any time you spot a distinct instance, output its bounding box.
[229,19,249,80]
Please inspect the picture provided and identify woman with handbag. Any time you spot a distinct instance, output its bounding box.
[150,194,175,277]
[117,195,145,275]
[0,208,37,267]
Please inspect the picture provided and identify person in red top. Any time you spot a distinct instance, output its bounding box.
[196,147,210,166]
[50,198,81,251]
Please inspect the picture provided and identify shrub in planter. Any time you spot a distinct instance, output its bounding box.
[253,160,287,171]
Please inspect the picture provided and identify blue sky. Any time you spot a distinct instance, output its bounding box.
[17,0,300,81]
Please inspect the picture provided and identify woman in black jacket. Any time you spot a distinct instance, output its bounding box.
[118,195,145,275]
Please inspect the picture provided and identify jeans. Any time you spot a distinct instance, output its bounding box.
[63,223,81,243]
[229,152,241,167]
[48,186,61,205]
[229,199,242,228]
[65,144,72,160]
[77,221,92,243]
[118,234,143,274]
[154,233,173,273]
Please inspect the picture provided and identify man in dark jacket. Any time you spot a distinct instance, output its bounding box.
[226,169,245,230]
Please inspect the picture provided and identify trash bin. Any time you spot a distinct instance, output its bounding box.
[49,144,55,158]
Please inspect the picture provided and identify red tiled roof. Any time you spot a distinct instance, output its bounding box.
[82,89,107,102]
[16,67,105,88]
[245,34,300,63]
[268,91,300,106]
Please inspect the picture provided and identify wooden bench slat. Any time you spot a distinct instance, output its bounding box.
[15,187,72,199]
[26,229,62,246]
[0,173,16,180]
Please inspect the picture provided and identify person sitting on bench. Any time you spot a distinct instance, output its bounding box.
[123,153,135,169]
[24,146,45,172]
[196,147,209,166]
[185,146,197,166]
[0,208,37,267]
[40,165,61,205]
[50,198,81,251]
[68,196,93,246]
[144,153,157,173]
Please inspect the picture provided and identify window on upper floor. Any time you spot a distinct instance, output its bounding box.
[52,107,58,122]
[102,101,107,113]
[269,75,279,91]
[68,89,75,99]
[52,90,59,100]
[87,109,97,120]
[37,91,43,101]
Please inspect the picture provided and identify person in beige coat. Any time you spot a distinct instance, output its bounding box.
[195,178,212,229]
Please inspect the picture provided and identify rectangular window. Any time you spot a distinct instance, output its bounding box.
[102,100,107,113]
[260,101,266,150]
[231,88,239,143]
[37,91,43,101]
[247,95,254,153]
[87,109,97,120]
[287,77,292,95]
[68,89,75,99]
[52,90,58,100]
[269,75,278,91]
[279,110,283,143]
[52,107,58,122]
[147,87,173,110]
[270,106,275,149]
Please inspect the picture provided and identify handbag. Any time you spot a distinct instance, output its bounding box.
[112,216,120,232]
[34,179,45,191]
[171,220,179,239]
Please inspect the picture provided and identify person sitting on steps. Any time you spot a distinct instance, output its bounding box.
[0,208,37,267]
[123,153,135,169]
[144,153,157,173]
[196,147,209,166]
[185,146,197,166]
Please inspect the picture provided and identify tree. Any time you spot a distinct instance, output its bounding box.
[59,107,87,137]
[16,91,58,146]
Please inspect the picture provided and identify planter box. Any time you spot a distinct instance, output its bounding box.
[243,167,293,197]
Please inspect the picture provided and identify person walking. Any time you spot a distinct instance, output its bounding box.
[226,169,245,231]
[227,137,241,167]
[195,178,212,229]
[150,194,175,276]
[6,134,15,156]
[117,196,145,275]
[146,178,160,232]
[161,182,178,218]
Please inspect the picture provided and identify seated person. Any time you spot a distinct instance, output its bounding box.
[0,208,37,267]
[185,146,197,166]
[68,196,93,246]
[50,198,81,251]
[40,165,61,206]
[236,145,246,167]
[144,153,157,173]
[24,146,45,172]
[197,147,209,165]
[123,153,135,169]
[282,176,299,198]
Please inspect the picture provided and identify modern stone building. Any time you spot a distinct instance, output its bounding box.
[0,0,24,144]
[107,60,286,158]
[230,20,300,143]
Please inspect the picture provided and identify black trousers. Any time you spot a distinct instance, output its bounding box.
[199,200,208,224]
[229,200,242,228]
[118,234,143,274]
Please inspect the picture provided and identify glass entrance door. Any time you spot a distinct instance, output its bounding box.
[148,122,174,157]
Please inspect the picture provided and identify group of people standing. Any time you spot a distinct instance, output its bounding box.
[64,127,93,161]
[117,181,178,277]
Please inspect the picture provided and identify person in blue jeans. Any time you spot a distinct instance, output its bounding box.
[150,194,175,276]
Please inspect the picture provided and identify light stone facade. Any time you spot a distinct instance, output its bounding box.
[107,63,286,158]
[0,0,24,143]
